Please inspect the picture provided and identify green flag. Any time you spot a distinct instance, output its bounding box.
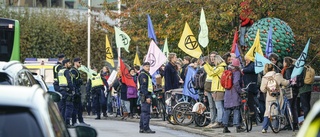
[114,26,131,53]
[162,37,169,58]
[198,8,209,48]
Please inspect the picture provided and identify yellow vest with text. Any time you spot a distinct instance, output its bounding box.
[91,73,103,88]
[138,72,153,92]
[58,69,67,86]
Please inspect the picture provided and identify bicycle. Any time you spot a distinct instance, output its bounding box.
[268,86,294,133]
[240,82,256,132]
[151,87,166,121]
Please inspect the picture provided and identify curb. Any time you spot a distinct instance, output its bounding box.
[84,115,225,137]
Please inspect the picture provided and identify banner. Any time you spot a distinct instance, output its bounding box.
[231,30,238,53]
[245,29,263,62]
[183,66,198,100]
[134,52,141,66]
[105,34,114,67]
[178,22,203,58]
[198,8,209,48]
[147,14,158,44]
[115,26,131,53]
[255,52,272,74]
[120,59,136,87]
[107,70,117,84]
[162,37,169,58]
[145,40,167,75]
[265,27,273,58]
[291,39,310,79]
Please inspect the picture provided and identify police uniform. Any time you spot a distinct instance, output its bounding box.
[53,53,65,91]
[90,73,108,119]
[138,62,156,133]
[58,59,74,126]
[70,58,88,126]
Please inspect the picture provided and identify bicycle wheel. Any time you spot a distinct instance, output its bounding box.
[269,102,281,133]
[240,105,248,132]
[194,112,209,127]
[286,103,294,131]
[240,104,251,132]
[166,113,177,125]
[172,102,194,126]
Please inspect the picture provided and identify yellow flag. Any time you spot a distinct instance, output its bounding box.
[134,52,141,66]
[245,29,263,62]
[105,34,115,67]
[178,22,202,58]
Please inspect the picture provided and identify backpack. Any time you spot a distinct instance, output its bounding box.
[220,70,233,90]
[304,65,315,84]
[265,75,280,94]
[193,68,206,90]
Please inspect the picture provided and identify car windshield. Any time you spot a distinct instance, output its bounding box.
[0,107,43,137]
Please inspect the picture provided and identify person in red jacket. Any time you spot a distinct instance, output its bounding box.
[239,0,254,49]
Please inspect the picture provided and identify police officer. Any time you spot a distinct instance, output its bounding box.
[58,59,74,127]
[139,62,156,134]
[70,58,90,126]
[53,53,65,91]
[88,67,108,119]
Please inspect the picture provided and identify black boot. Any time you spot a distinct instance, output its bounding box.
[223,127,231,133]
[236,126,245,133]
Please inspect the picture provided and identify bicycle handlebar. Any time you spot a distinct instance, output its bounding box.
[242,82,256,91]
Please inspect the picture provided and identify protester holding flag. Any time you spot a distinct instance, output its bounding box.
[127,68,138,119]
[181,56,191,83]
[164,53,181,92]
[268,53,283,73]
[101,66,112,117]
[222,58,245,133]
[281,57,299,130]
[242,56,258,119]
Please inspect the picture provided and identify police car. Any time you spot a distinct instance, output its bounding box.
[24,58,56,91]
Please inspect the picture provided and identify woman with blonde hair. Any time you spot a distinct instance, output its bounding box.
[260,63,289,133]
[204,54,227,128]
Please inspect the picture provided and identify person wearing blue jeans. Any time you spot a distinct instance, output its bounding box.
[222,59,245,132]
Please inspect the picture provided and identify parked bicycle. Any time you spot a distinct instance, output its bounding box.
[268,86,294,133]
[151,87,166,121]
[111,90,122,117]
[240,82,256,132]
[192,90,210,127]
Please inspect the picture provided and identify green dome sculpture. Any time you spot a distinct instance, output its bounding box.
[245,18,295,59]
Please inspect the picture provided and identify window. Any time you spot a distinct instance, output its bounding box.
[48,100,70,137]
[0,107,43,137]
[45,69,54,83]
[0,72,12,85]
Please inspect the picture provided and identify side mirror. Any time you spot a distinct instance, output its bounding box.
[75,125,97,137]
[48,91,62,102]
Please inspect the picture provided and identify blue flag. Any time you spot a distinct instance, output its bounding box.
[255,52,272,74]
[147,14,158,44]
[266,26,273,58]
[235,44,244,67]
[183,66,198,100]
[151,70,160,85]
[291,39,310,79]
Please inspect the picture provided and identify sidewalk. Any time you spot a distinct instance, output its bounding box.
[83,114,297,137]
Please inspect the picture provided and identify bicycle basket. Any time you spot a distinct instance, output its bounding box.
[281,87,293,99]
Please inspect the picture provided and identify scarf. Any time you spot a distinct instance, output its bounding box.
[281,66,288,76]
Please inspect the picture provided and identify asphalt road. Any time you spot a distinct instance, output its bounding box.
[70,116,298,137]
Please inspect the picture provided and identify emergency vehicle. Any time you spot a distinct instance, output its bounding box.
[24,58,57,91]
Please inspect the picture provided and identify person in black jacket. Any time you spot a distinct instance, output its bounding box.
[164,53,182,92]
[138,62,156,134]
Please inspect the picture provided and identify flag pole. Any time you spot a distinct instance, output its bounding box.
[87,0,91,70]
[117,0,121,67]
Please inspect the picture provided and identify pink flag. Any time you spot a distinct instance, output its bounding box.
[145,40,167,75]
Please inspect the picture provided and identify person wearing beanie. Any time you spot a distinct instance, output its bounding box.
[222,58,245,133]
[57,58,75,127]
